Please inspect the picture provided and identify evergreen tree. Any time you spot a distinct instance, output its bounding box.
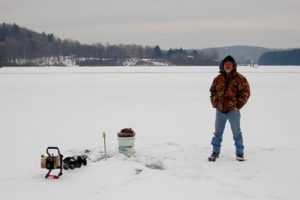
[153,45,162,58]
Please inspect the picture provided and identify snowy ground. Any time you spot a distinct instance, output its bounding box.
[0,66,299,200]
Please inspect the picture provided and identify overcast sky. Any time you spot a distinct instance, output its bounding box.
[1,0,300,49]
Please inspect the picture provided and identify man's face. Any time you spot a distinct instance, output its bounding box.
[224,61,234,73]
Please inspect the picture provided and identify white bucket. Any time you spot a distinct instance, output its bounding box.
[118,136,135,156]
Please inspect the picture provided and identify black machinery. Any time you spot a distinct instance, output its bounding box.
[41,147,63,179]
[41,147,87,179]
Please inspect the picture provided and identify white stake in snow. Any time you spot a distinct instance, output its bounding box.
[102,132,107,160]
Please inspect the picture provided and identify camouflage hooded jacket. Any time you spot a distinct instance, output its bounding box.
[210,55,250,112]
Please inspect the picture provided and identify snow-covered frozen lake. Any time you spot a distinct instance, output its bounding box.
[0,66,299,200]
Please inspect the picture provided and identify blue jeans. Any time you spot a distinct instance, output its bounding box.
[211,109,244,155]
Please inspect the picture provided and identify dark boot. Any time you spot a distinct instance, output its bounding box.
[236,154,245,161]
[208,152,219,162]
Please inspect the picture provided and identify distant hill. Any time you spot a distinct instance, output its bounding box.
[258,49,300,65]
[202,45,274,64]
[0,22,218,66]
[0,23,164,66]
[0,23,71,66]
[1,23,297,66]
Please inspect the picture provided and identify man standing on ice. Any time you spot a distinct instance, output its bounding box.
[208,55,250,161]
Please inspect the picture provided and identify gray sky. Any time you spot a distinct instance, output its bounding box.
[1,0,300,49]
